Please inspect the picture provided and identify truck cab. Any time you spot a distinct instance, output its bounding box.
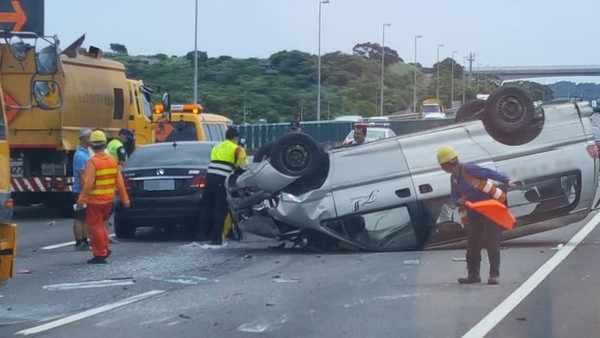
[421,99,447,119]
[153,103,230,142]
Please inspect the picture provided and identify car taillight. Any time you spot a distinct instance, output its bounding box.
[189,175,206,189]
[587,142,599,158]
[124,178,132,189]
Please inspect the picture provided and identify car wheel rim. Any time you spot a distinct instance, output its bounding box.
[497,96,525,125]
[282,143,310,174]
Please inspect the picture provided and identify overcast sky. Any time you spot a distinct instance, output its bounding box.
[46,0,599,69]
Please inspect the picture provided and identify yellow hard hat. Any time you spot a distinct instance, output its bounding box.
[90,130,107,144]
[437,146,458,165]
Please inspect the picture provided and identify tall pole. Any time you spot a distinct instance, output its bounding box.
[462,57,466,104]
[436,44,444,99]
[193,0,199,104]
[380,23,391,117]
[317,0,329,121]
[467,52,476,86]
[450,50,457,107]
[413,35,422,113]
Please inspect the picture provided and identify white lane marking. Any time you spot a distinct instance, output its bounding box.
[462,212,600,338]
[42,278,135,291]
[15,290,165,336]
[42,234,116,250]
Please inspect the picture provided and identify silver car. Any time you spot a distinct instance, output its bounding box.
[227,87,599,251]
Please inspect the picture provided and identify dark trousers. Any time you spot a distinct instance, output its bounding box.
[200,174,228,243]
[465,210,502,278]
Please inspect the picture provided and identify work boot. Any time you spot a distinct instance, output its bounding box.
[104,250,112,259]
[75,242,89,252]
[488,276,499,285]
[87,256,107,264]
[109,237,119,244]
[458,275,481,284]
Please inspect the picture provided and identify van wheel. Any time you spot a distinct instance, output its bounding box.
[485,87,535,134]
[270,133,322,177]
[455,99,486,123]
[115,215,136,239]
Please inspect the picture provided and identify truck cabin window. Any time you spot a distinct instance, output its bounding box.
[35,39,58,75]
[9,36,29,61]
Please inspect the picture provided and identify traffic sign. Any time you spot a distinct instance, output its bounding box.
[0,0,44,35]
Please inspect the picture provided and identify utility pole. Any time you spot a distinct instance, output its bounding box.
[466,52,476,86]
[450,51,457,108]
[317,0,330,121]
[242,91,247,124]
[436,44,444,99]
[193,0,199,104]
[380,23,391,116]
[413,35,422,113]
[462,57,467,104]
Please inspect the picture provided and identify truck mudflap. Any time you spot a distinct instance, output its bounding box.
[0,223,17,282]
[10,177,73,192]
[0,192,12,222]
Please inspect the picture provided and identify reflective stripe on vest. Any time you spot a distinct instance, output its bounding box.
[89,156,119,199]
[207,140,239,177]
[461,165,506,203]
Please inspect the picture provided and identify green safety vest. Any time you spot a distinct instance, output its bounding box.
[107,139,127,163]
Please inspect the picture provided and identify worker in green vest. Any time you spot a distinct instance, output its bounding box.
[107,129,134,166]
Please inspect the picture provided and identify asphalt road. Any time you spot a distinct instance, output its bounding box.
[1,205,599,337]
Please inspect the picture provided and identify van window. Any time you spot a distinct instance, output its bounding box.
[207,124,224,141]
[202,124,211,140]
[113,88,124,120]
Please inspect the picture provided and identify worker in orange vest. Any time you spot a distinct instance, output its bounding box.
[437,146,522,285]
[77,130,130,264]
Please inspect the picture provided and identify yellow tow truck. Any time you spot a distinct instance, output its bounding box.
[153,103,231,142]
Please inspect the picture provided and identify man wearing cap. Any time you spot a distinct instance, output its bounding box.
[107,128,134,166]
[78,130,130,264]
[437,146,522,285]
[72,128,92,251]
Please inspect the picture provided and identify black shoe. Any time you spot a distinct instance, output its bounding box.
[458,276,481,284]
[488,277,499,285]
[104,250,112,259]
[87,256,107,264]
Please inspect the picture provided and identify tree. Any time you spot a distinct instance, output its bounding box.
[186,50,208,67]
[109,43,128,55]
[352,42,403,66]
[504,81,554,101]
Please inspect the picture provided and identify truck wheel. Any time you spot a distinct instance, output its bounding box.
[270,133,322,177]
[115,214,136,239]
[455,99,486,123]
[485,87,535,134]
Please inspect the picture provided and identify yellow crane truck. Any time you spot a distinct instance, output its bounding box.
[1,32,159,214]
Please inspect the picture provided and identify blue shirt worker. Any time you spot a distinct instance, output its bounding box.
[73,128,92,251]
[437,146,522,285]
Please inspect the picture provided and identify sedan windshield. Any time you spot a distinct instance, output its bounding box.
[126,143,214,168]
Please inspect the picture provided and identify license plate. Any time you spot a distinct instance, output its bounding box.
[143,179,175,191]
[10,159,23,178]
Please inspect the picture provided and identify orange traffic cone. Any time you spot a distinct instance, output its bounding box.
[465,200,516,230]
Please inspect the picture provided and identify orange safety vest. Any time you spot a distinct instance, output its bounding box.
[89,156,119,201]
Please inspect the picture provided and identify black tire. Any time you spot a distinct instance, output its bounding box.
[270,132,322,177]
[115,214,136,239]
[485,87,535,134]
[455,99,486,123]
[253,141,274,163]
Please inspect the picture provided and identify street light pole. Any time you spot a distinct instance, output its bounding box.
[436,44,444,100]
[462,57,466,104]
[317,0,330,121]
[193,0,198,104]
[413,35,422,113]
[450,50,457,108]
[380,23,391,117]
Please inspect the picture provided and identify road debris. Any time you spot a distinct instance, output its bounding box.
[452,257,466,261]
[46,221,56,226]
[150,275,218,285]
[272,276,300,283]
[403,259,420,265]
[43,277,135,291]
[179,314,191,319]
[16,268,32,274]
[516,317,527,322]
[374,293,421,301]
[551,244,564,251]
[237,315,288,333]
[243,254,253,259]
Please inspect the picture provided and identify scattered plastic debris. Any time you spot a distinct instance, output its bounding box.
[551,244,564,251]
[237,315,288,333]
[243,254,253,259]
[374,293,421,301]
[238,323,270,333]
[150,276,218,285]
[179,314,191,319]
[452,257,466,262]
[200,242,229,250]
[17,268,32,274]
[272,277,300,283]
[516,317,527,322]
[266,303,275,307]
[46,221,56,226]
[403,259,420,265]
[43,278,135,291]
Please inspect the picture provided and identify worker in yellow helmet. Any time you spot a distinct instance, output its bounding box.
[437,146,522,285]
[77,130,130,264]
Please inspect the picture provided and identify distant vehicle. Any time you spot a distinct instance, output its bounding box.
[114,141,219,238]
[226,87,598,251]
[342,124,396,144]
[420,99,446,116]
[154,103,230,142]
[422,112,447,120]
[366,116,390,123]
[334,115,363,123]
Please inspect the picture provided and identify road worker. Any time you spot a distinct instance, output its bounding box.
[437,146,522,285]
[72,128,92,251]
[199,128,248,246]
[77,130,130,264]
[107,128,134,166]
[342,124,367,147]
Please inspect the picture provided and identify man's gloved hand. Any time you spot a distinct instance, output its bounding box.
[508,180,524,187]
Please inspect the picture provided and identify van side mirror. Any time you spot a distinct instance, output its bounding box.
[162,93,171,112]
